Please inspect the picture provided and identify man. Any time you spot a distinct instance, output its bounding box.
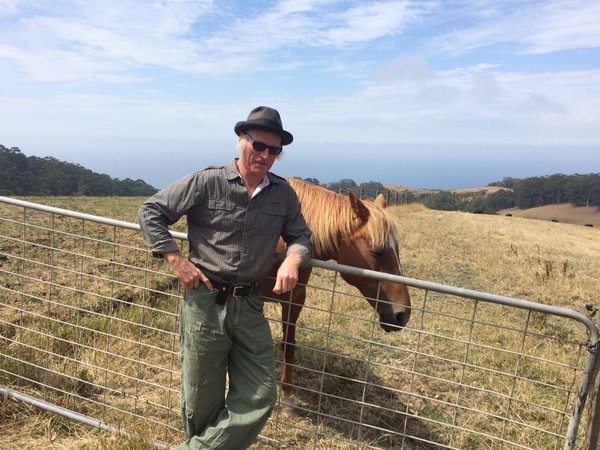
[138,106,312,449]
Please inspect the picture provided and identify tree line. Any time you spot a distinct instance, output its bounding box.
[0,145,158,196]
[419,173,600,213]
[298,173,600,213]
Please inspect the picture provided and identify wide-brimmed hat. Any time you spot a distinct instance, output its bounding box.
[234,106,293,146]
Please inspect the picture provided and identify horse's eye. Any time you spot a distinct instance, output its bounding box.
[370,249,385,258]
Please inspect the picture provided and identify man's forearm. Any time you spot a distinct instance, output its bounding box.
[282,251,303,269]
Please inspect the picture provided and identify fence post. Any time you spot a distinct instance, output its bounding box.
[585,353,600,449]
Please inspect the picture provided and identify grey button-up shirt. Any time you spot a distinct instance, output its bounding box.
[138,159,312,283]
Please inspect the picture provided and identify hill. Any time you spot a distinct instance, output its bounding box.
[384,184,440,195]
[499,204,600,227]
[386,173,600,219]
[450,186,508,194]
[0,145,158,196]
[385,184,508,195]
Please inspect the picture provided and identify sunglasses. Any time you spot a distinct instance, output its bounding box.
[242,132,283,155]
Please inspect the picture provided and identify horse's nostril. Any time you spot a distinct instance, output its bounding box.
[396,312,408,327]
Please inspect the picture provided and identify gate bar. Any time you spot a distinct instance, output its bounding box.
[0,386,168,449]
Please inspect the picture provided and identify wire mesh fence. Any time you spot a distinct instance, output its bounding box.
[1,196,599,449]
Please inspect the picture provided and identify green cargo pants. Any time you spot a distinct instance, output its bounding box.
[174,286,278,450]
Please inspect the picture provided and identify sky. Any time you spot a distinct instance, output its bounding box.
[1,0,599,190]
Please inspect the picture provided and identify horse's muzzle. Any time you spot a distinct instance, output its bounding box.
[380,310,410,332]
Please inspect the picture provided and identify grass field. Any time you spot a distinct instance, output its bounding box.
[499,203,600,227]
[1,196,599,449]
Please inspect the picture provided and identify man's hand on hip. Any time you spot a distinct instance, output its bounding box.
[164,251,214,291]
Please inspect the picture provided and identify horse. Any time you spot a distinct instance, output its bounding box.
[260,178,411,410]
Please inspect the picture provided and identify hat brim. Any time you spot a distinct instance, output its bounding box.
[234,121,294,146]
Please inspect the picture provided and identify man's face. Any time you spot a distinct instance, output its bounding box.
[238,129,282,178]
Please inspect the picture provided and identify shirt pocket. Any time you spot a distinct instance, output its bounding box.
[257,203,287,237]
[207,199,237,232]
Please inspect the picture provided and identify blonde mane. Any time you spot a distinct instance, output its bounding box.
[287,178,399,257]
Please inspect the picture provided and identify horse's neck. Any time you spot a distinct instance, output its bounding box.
[292,179,353,262]
[305,212,350,262]
[311,240,338,262]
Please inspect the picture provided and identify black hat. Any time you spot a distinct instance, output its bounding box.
[234,106,293,146]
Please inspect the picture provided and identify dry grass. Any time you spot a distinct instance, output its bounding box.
[500,203,600,227]
[268,205,600,449]
[0,394,159,449]
[2,197,600,449]
[384,184,440,195]
[450,186,508,194]
[394,206,600,309]
[384,184,507,195]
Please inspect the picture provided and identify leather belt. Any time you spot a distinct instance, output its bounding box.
[210,279,258,304]
[192,263,258,303]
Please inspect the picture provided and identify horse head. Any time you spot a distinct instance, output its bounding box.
[335,190,411,332]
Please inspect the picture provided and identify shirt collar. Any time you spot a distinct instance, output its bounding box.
[227,158,281,186]
[225,159,242,182]
[252,174,270,198]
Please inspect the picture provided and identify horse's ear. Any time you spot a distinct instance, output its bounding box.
[374,193,387,209]
[348,189,370,224]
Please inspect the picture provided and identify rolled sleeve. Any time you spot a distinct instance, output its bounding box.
[138,172,201,257]
[138,203,177,255]
[286,242,311,265]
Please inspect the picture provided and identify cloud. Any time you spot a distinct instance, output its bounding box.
[0,0,427,81]
[0,44,136,83]
[3,0,599,85]
[302,59,600,146]
[375,54,436,83]
[276,0,337,14]
[324,1,415,46]
[520,1,600,53]
[0,0,214,80]
[517,93,566,115]
[426,0,600,56]
[0,0,18,14]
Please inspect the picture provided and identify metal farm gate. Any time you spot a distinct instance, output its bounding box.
[1,196,599,449]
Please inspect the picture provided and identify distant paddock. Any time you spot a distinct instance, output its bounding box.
[499,203,600,227]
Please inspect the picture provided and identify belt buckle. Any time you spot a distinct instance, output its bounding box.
[232,285,244,298]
